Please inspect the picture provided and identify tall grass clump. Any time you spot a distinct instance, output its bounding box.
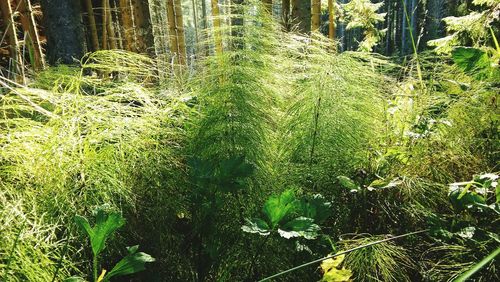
[341,235,415,282]
[0,50,188,281]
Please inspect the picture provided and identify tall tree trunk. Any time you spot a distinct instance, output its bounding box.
[401,0,408,54]
[40,0,85,64]
[385,0,393,54]
[174,0,187,65]
[166,0,179,60]
[311,0,321,32]
[15,0,45,70]
[291,0,310,33]
[119,0,134,51]
[105,0,118,49]
[102,0,109,49]
[192,0,199,55]
[328,0,335,40]
[282,0,290,30]
[130,0,153,53]
[0,0,22,79]
[211,0,223,54]
[84,0,100,51]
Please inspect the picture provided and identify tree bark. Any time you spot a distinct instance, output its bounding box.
[328,0,335,40]
[166,0,179,62]
[211,0,223,54]
[282,0,290,30]
[84,0,100,51]
[15,0,45,70]
[311,0,321,32]
[40,0,86,64]
[119,0,134,51]
[174,0,187,65]
[291,0,311,33]
[0,0,22,79]
[105,0,117,49]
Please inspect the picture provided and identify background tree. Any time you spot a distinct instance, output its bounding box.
[292,0,311,33]
[40,0,86,64]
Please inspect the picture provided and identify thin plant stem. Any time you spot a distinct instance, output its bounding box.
[258,229,428,281]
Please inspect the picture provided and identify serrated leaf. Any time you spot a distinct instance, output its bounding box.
[74,215,93,238]
[104,247,155,281]
[298,194,332,224]
[262,189,298,229]
[241,218,271,236]
[451,47,492,79]
[75,209,126,257]
[278,217,320,240]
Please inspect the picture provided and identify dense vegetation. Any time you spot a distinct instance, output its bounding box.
[0,0,498,281]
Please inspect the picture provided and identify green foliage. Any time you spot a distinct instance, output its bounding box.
[452,47,500,79]
[341,236,414,282]
[428,0,499,53]
[454,247,500,282]
[342,0,386,52]
[242,189,331,240]
[73,208,154,282]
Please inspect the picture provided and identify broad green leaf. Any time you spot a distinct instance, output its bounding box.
[104,246,155,281]
[321,254,353,282]
[262,189,298,229]
[298,194,332,224]
[241,218,271,236]
[337,176,359,193]
[451,47,491,79]
[74,215,93,238]
[75,209,126,257]
[278,217,320,240]
[367,178,402,191]
[449,188,486,211]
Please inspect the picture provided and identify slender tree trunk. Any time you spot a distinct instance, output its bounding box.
[192,0,199,55]
[15,0,45,70]
[84,0,100,51]
[385,0,393,54]
[328,0,335,39]
[105,0,117,49]
[130,0,153,53]
[282,0,290,30]
[291,0,311,33]
[211,0,223,54]
[40,0,85,64]
[401,0,408,54]
[102,0,109,49]
[0,0,22,79]
[311,0,321,32]
[174,0,187,65]
[166,0,179,62]
[119,0,134,51]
